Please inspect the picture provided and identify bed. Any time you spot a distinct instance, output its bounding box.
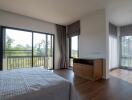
[0,67,78,100]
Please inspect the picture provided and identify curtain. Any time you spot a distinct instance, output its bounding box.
[67,21,80,37]
[0,26,3,70]
[109,23,118,70]
[56,25,68,68]
[120,24,132,36]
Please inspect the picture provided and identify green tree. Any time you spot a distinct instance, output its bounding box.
[6,36,14,49]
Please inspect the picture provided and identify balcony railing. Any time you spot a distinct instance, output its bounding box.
[6,56,48,70]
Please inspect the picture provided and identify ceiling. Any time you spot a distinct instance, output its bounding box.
[107,0,132,26]
[0,0,132,26]
[0,0,105,25]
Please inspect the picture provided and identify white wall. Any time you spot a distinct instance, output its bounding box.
[0,10,60,69]
[79,9,108,78]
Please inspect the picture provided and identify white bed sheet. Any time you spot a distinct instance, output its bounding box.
[0,68,78,100]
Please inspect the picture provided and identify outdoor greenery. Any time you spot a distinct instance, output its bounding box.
[121,36,132,67]
[5,34,53,70]
[71,50,78,58]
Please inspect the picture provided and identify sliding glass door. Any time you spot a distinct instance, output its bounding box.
[121,36,132,69]
[3,27,54,70]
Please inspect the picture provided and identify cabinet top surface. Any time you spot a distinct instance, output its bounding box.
[74,57,103,60]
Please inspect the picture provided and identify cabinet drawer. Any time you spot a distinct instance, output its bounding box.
[73,58,103,81]
[73,63,93,80]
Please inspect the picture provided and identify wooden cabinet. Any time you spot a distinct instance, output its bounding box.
[73,58,103,81]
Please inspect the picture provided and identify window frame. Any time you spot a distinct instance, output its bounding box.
[69,35,79,67]
[120,35,132,70]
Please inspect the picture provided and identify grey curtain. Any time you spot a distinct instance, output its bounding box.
[56,25,68,68]
[67,21,80,37]
[109,23,117,37]
[120,24,132,36]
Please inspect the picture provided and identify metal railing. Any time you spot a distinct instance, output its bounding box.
[7,56,46,70]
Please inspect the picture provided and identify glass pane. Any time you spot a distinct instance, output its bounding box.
[4,28,32,70]
[33,33,46,56]
[33,33,53,69]
[5,29,32,51]
[47,35,53,69]
[70,36,78,67]
[121,36,132,68]
[70,58,73,67]
[71,36,78,58]
[33,33,46,68]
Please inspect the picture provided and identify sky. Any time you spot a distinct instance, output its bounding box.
[6,29,32,47]
[71,36,78,50]
[6,29,51,48]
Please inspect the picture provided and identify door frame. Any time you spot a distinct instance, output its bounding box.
[1,26,55,70]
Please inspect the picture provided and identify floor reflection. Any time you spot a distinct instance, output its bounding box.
[110,68,132,84]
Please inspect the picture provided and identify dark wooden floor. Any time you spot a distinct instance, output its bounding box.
[54,69,132,100]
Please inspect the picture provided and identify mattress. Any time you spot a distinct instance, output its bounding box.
[0,67,78,100]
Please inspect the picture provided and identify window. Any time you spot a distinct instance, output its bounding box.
[3,27,54,70]
[69,36,79,67]
[120,36,132,69]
